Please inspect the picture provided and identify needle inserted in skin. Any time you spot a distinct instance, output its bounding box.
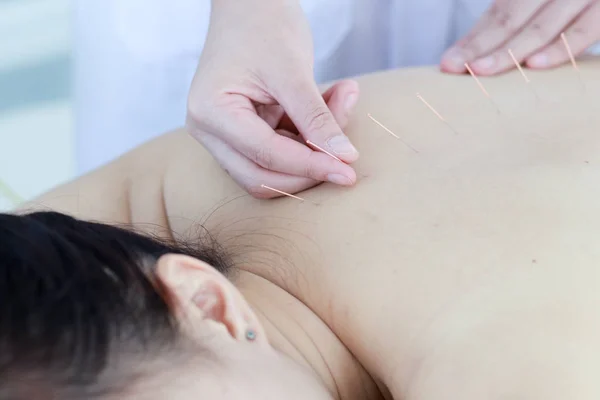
[464,62,491,98]
[465,62,502,114]
[561,32,585,92]
[416,93,459,135]
[260,184,306,201]
[367,113,419,153]
[508,49,540,102]
[561,32,579,72]
[367,113,400,139]
[306,140,342,162]
[508,49,530,83]
[416,93,446,121]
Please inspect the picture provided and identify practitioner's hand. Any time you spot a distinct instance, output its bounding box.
[440,0,600,76]
[187,0,359,199]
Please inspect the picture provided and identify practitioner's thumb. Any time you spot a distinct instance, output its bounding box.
[277,76,359,164]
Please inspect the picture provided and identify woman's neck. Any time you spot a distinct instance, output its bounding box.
[234,268,386,400]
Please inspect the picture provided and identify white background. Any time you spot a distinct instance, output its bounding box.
[0,0,73,210]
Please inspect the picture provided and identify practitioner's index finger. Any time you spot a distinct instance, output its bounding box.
[221,111,357,186]
[274,74,360,164]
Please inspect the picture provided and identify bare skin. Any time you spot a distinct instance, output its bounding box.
[20,56,600,399]
[441,0,600,75]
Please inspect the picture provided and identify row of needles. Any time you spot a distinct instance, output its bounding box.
[261,32,582,202]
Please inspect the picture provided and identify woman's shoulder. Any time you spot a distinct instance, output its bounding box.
[16,130,236,239]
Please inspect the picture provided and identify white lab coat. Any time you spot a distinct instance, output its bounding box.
[74,0,492,174]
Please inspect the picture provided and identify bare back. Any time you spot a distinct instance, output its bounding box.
[27,58,600,398]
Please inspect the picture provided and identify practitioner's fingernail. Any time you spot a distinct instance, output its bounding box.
[473,55,495,71]
[327,174,353,186]
[528,53,548,68]
[327,135,358,155]
[443,48,465,69]
[344,93,358,113]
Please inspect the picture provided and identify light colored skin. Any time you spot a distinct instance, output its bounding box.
[441,0,600,75]
[190,0,599,199]
[20,57,600,399]
[188,0,360,197]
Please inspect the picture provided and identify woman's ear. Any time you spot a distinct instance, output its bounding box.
[155,254,265,343]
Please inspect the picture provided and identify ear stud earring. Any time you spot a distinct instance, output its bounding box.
[245,328,257,341]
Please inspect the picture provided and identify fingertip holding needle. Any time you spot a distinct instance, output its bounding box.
[306,140,342,162]
[367,113,420,153]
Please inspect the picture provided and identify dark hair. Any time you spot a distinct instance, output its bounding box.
[0,211,229,399]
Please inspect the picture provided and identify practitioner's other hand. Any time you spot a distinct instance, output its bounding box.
[187,0,359,199]
[440,0,600,76]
